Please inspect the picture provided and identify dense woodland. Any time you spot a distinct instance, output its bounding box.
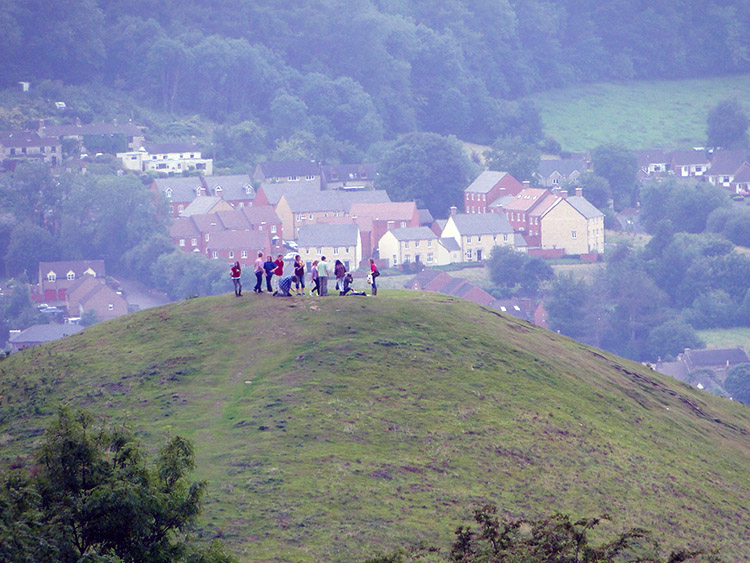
[2,0,750,158]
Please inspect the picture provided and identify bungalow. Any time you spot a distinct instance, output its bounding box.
[731,162,750,195]
[297,223,362,270]
[669,150,710,178]
[377,226,452,267]
[441,212,516,262]
[117,141,213,175]
[9,324,84,353]
[633,150,668,176]
[705,149,749,189]
[463,170,523,214]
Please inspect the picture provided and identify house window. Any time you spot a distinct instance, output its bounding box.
[308,213,313,220]
[427,253,434,263]
[108,304,114,311]
[179,239,185,247]
[571,231,577,239]
[401,221,406,228]
[191,238,197,246]
[289,175,299,181]
[345,247,350,253]
[306,248,310,255]
[165,188,173,198]
[306,174,315,180]
[477,236,481,242]
[67,271,76,280]
[297,214,304,221]
[239,202,244,208]
[47,272,56,282]
[503,234,509,242]
[427,240,432,247]
[205,234,210,242]
[415,240,420,247]
[178,204,184,212]
[271,225,277,233]
[333,248,339,255]
[317,248,322,254]
[229,251,234,259]
[392,255,398,265]
[212,251,218,258]
[466,237,471,243]
[404,241,409,249]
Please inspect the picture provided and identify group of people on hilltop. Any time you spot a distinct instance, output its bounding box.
[230,253,379,298]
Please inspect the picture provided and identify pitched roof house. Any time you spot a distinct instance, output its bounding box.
[203,175,256,208]
[204,229,269,265]
[35,260,106,304]
[377,226,453,267]
[705,149,749,189]
[66,276,128,321]
[463,171,524,214]
[179,196,234,217]
[9,324,84,353]
[539,190,605,255]
[252,160,321,184]
[669,150,710,178]
[441,212,516,262]
[253,180,322,207]
[0,130,62,167]
[320,163,377,190]
[499,188,557,246]
[38,119,145,152]
[297,223,362,270]
[348,201,420,260]
[152,177,207,216]
[534,159,587,188]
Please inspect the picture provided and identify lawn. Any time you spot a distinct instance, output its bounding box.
[527,73,750,152]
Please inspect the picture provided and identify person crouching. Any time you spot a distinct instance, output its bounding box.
[273,275,297,297]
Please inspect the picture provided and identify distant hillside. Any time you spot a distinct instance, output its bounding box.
[528,73,750,152]
[1,291,749,562]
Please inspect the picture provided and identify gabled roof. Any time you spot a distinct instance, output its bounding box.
[350,201,416,221]
[670,150,710,166]
[418,208,434,225]
[169,217,201,238]
[9,324,83,344]
[405,270,447,290]
[565,196,604,219]
[241,206,281,225]
[257,160,320,178]
[633,150,667,167]
[528,193,558,218]
[448,213,513,235]
[191,213,231,233]
[0,130,60,148]
[297,224,360,247]
[205,230,267,250]
[685,347,748,367]
[40,260,105,278]
[204,175,255,200]
[180,196,228,217]
[732,162,750,183]
[153,177,204,202]
[439,237,461,252]
[320,163,376,182]
[505,188,553,212]
[257,181,321,205]
[465,171,511,193]
[388,227,438,241]
[535,159,586,178]
[709,150,748,175]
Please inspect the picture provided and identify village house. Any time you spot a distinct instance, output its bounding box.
[204,229,269,265]
[320,163,377,190]
[65,275,129,321]
[633,149,668,176]
[347,201,420,260]
[655,347,749,388]
[252,160,321,184]
[668,150,710,178]
[463,170,524,214]
[533,159,587,188]
[37,118,145,152]
[275,190,390,241]
[152,177,206,216]
[0,130,62,168]
[117,141,213,175]
[203,175,256,208]
[377,226,455,267]
[252,180,322,207]
[539,189,605,255]
[179,196,234,217]
[34,260,106,304]
[9,324,84,353]
[441,211,517,262]
[730,162,750,194]
[297,224,362,270]
[498,188,558,247]
[705,149,749,189]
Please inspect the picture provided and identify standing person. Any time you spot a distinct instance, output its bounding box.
[230,261,242,296]
[369,258,380,296]
[293,255,305,295]
[253,252,264,293]
[274,254,284,279]
[317,256,330,296]
[310,260,320,296]
[263,255,276,293]
[334,259,346,291]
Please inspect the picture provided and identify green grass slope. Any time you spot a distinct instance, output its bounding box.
[528,73,750,152]
[1,292,750,562]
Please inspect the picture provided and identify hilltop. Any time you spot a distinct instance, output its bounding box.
[1,291,749,561]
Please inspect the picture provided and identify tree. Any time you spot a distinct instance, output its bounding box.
[484,135,541,183]
[487,245,526,288]
[376,132,478,218]
[706,98,749,149]
[575,173,611,211]
[647,318,704,360]
[151,251,227,300]
[0,408,235,562]
[591,144,638,212]
[725,363,750,404]
[546,274,590,340]
[4,222,58,279]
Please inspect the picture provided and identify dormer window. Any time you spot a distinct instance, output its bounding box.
[165,188,173,199]
[244,185,253,195]
[47,271,57,282]
[67,271,76,280]
[215,186,223,193]
[84,267,97,277]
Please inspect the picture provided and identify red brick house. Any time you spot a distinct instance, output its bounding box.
[34,260,106,304]
[66,276,128,321]
[204,230,269,266]
[464,171,523,214]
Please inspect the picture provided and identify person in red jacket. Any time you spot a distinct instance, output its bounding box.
[230,261,242,296]
[274,254,284,278]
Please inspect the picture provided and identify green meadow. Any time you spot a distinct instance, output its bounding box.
[1,292,749,561]
[528,73,750,152]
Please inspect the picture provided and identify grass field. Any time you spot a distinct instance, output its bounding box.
[527,73,750,152]
[1,292,749,561]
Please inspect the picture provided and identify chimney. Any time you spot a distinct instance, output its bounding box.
[575,187,583,197]
[450,205,457,216]
[561,191,568,199]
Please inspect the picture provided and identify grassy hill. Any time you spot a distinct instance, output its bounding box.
[1,291,750,562]
[528,73,750,152]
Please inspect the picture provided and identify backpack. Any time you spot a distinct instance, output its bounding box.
[372,268,380,279]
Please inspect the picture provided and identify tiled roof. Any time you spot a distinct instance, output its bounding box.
[321,163,376,182]
[685,348,748,367]
[180,196,225,216]
[439,237,460,252]
[418,208,434,224]
[169,217,201,238]
[9,324,84,344]
[153,177,204,202]
[566,196,604,219]
[39,260,105,278]
[465,171,509,193]
[536,159,586,178]
[505,188,553,211]
[709,149,748,175]
[297,223,360,247]
[449,213,513,235]
[0,130,60,148]
[632,150,667,167]
[204,175,255,200]
[283,190,390,213]
[669,150,709,166]
[389,227,438,241]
